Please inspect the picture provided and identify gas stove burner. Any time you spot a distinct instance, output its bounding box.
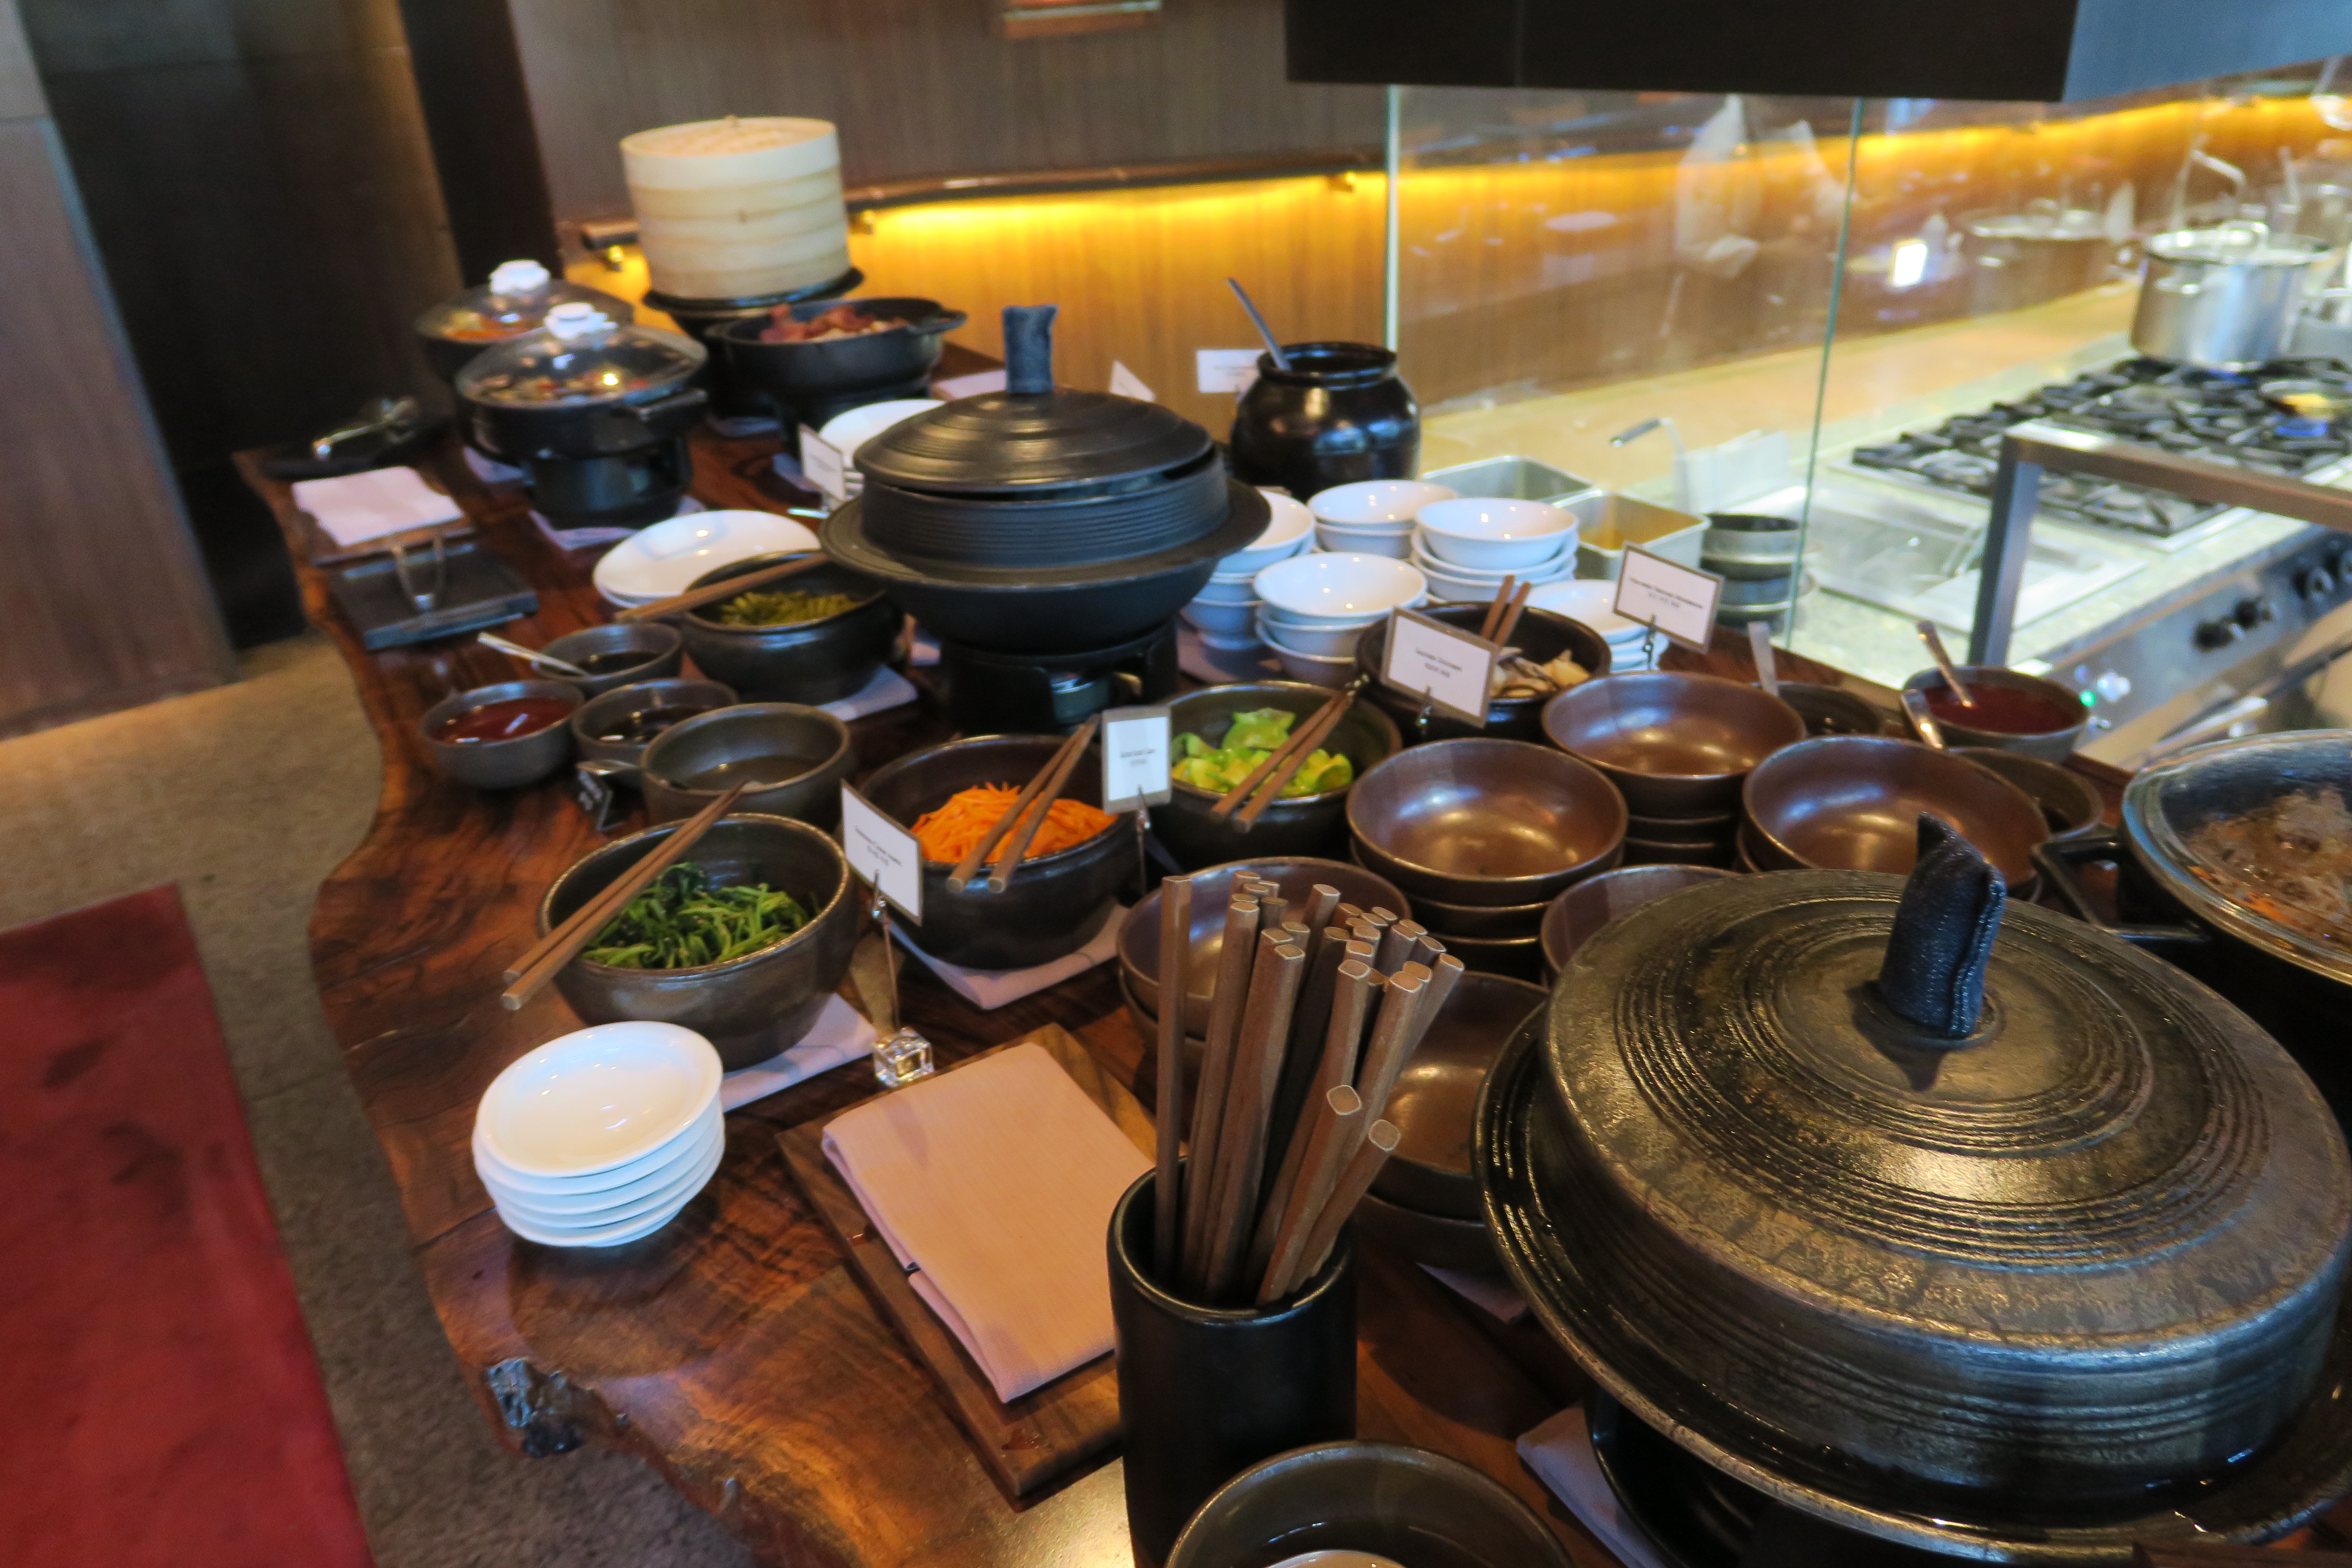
[932,621,1180,733]
[1850,355,2352,536]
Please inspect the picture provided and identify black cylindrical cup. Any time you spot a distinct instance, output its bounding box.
[1108,1166,1357,1566]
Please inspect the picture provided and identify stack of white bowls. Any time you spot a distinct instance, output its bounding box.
[591,510,821,610]
[1528,579,1661,671]
[818,398,946,500]
[472,1021,726,1248]
[1411,498,1579,601]
[1307,480,1459,559]
[1181,490,1316,650]
[1253,551,1429,686]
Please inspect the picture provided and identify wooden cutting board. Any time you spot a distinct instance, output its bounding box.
[777,1022,1151,1501]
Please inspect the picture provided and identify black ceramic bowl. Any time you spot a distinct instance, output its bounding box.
[1958,746,2106,839]
[1900,665,2088,763]
[1371,973,1547,1219]
[1348,738,1628,908]
[678,553,898,704]
[1354,604,1611,743]
[1151,682,1403,870]
[537,812,859,1071]
[540,621,685,698]
[712,297,965,428]
[641,702,855,829]
[1779,680,1887,738]
[571,677,736,778]
[1540,862,1740,979]
[860,734,1130,971]
[420,679,581,789]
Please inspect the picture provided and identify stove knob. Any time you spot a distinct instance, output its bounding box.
[2196,616,2246,651]
[2234,596,2275,629]
[2298,563,2337,600]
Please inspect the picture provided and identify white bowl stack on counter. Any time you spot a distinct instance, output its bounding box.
[591,510,821,610]
[1306,479,1458,559]
[1179,489,1315,650]
[1528,579,1660,672]
[1253,550,1429,686]
[1410,497,1579,601]
[472,1021,726,1248]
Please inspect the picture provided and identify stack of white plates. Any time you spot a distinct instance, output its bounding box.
[472,1021,726,1248]
[1412,498,1578,601]
[592,511,821,609]
[1528,580,1660,671]
[1306,479,1458,559]
[1181,490,1315,649]
[1253,551,1428,685]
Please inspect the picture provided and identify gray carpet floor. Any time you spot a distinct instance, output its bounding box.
[0,633,756,1568]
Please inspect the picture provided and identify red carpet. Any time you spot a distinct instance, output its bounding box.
[0,887,374,1568]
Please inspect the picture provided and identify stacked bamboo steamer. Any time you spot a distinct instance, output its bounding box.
[621,116,851,302]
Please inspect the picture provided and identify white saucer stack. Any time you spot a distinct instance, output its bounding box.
[1528,580,1660,672]
[472,1021,726,1247]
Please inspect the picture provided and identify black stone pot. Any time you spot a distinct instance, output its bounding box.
[1230,342,1419,499]
[1109,1166,1356,1567]
[644,266,863,422]
[677,553,897,704]
[713,297,965,431]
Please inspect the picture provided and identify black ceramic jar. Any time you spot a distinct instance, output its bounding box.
[1229,342,1419,499]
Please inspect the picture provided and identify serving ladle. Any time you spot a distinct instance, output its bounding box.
[1913,619,1976,707]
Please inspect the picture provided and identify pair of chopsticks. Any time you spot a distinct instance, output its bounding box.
[1479,576,1532,646]
[499,782,749,1010]
[944,714,1102,895]
[1207,680,1361,833]
[615,552,827,623]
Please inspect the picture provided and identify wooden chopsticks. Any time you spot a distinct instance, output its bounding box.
[1208,681,1361,832]
[944,715,1100,894]
[1491,582,1533,649]
[615,552,826,622]
[500,782,749,1009]
[1153,876,1193,1270]
[1477,575,1520,640]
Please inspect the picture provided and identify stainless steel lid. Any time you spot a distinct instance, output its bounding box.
[455,305,706,409]
[2146,219,2333,267]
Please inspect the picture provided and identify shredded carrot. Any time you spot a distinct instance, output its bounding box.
[912,783,1118,865]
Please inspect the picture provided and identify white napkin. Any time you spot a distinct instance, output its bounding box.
[719,992,872,1109]
[291,467,463,546]
[1517,1407,1673,1568]
[823,1043,1149,1400]
[820,666,919,723]
[892,906,1126,1011]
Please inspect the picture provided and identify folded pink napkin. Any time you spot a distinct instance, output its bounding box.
[823,1043,1149,1400]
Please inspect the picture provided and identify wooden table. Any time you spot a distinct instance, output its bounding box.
[242,427,2343,1567]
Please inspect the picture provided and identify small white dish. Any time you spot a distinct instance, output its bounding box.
[489,1125,723,1229]
[1408,537,1570,581]
[475,1021,722,1180]
[1314,524,1412,560]
[1181,597,1262,637]
[819,398,943,462]
[469,1102,715,1196]
[1528,579,1642,638]
[1216,490,1317,576]
[1255,552,1427,622]
[1254,610,1375,658]
[474,1112,720,1211]
[491,1133,725,1248]
[592,511,819,602]
[1194,626,1266,652]
[1415,499,1578,570]
[1308,479,1458,526]
[1192,576,1262,606]
[1417,561,1572,602]
[1260,634,1357,688]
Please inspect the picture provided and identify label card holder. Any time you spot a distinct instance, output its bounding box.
[1109,361,1158,403]
[798,426,848,508]
[1099,704,1173,813]
[1378,607,1498,729]
[839,783,923,924]
[1614,545,1724,652]
[1195,348,1262,395]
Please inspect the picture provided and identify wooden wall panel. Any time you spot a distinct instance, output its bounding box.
[505,0,1384,225]
[0,106,233,735]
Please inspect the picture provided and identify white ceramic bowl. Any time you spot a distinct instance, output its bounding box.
[1182,597,1262,637]
[1192,576,1263,606]
[1254,609,1375,658]
[1415,499,1578,570]
[490,1133,726,1248]
[1194,626,1265,652]
[1528,579,1643,639]
[1255,551,1427,622]
[1407,538,1570,582]
[1308,479,1458,526]
[489,1128,722,1231]
[1416,556,1573,602]
[475,1021,723,1180]
[1215,490,1317,576]
[819,398,944,462]
[1259,632,1359,688]
[1314,524,1412,559]
[593,511,820,603]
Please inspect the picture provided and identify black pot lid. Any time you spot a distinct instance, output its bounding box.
[854,304,1211,494]
[456,303,705,409]
[414,260,631,346]
[819,480,1268,590]
[1486,864,2352,1545]
[2121,729,2352,987]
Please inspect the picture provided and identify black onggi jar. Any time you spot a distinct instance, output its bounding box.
[1229,341,1418,499]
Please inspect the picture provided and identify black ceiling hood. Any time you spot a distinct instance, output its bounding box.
[1286,0,2352,104]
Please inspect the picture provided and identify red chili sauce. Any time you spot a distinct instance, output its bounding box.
[436,695,572,744]
[1922,682,2078,736]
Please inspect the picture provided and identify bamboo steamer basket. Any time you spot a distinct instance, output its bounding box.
[621,116,852,302]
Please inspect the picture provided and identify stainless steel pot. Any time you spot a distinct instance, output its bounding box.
[2131,220,2337,369]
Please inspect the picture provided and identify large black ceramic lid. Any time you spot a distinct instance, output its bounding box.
[1480,828,2352,1559]
[855,305,1211,494]
[456,303,704,408]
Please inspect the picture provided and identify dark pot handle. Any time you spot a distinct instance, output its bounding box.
[913,308,969,336]
[2030,831,2208,953]
[633,386,709,422]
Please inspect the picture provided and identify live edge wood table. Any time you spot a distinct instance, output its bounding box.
[239,428,2333,1568]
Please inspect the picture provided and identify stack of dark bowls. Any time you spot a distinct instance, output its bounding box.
[1540,672,1804,868]
[821,305,1268,663]
[1702,511,1805,633]
[1352,605,1611,743]
[1345,738,1627,979]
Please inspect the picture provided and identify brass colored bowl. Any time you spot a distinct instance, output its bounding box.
[1348,738,1626,907]
[1541,671,1805,818]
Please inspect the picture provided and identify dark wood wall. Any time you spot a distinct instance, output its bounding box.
[503,0,1385,226]
[0,0,235,737]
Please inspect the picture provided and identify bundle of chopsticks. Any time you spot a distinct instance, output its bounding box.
[1479,575,1532,646]
[1150,871,1464,1307]
[1205,679,1362,833]
[944,714,1100,895]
